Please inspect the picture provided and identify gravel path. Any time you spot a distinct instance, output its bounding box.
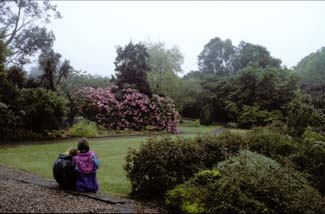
[0,164,160,213]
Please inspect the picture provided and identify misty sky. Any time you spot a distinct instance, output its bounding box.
[47,1,325,77]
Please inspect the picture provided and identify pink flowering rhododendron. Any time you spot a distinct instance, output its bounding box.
[73,86,180,133]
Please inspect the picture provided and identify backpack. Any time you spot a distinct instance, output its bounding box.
[74,152,95,174]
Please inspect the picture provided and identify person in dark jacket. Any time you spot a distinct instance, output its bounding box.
[53,147,78,189]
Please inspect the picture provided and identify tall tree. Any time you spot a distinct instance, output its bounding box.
[198,37,234,76]
[295,47,325,87]
[0,38,7,71]
[39,49,73,91]
[198,37,282,77]
[196,66,299,126]
[295,47,325,127]
[146,41,183,74]
[114,41,151,95]
[146,41,184,95]
[0,0,61,65]
[232,41,281,71]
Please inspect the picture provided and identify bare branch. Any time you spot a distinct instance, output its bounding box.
[5,2,22,45]
[16,18,37,32]
[0,22,12,31]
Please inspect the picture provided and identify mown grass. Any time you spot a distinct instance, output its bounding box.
[179,120,222,137]
[0,122,220,196]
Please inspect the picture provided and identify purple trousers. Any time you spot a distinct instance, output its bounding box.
[76,172,99,193]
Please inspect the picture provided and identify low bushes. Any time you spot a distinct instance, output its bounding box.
[68,119,99,137]
[0,102,22,141]
[165,170,221,214]
[124,126,325,213]
[247,127,299,159]
[238,105,282,128]
[19,88,67,132]
[193,132,246,168]
[124,133,245,197]
[245,126,325,194]
[166,151,325,214]
[290,128,325,194]
[0,87,68,142]
[302,126,325,143]
[291,141,325,194]
[286,95,324,137]
[124,136,206,197]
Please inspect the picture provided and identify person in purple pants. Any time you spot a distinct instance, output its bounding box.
[73,138,100,192]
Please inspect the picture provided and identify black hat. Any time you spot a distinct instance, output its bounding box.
[78,138,89,153]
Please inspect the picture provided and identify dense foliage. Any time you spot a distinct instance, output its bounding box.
[1,5,325,213]
[124,137,206,197]
[295,47,325,87]
[197,66,299,128]
[166,151,325,214]
[294,47,325,134]
[247,127,298,158]
[125,126,325,213]
[74,86,180,133]
[198,37,281,76]
[0,0,60,65]
[38,48,73,91]
[185,37,324,136]
[19,88,67,132]
[286,94,324,136]
[124,133,243,197]
[58,71,111,124]
[114,42,152,95]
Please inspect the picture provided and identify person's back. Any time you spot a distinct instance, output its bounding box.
[73,138,100,192]
[53,148,78,189]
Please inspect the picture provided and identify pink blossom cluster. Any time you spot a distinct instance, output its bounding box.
[149,95,180,134]
[73,86,119,129]
[73,86,180,133]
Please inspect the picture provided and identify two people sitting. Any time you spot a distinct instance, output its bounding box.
[53,138,100,192]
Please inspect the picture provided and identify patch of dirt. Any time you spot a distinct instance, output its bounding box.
[0,164,164,213]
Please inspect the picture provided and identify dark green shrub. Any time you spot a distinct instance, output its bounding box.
[19,88,67,132]
[6,129,46,141]
[0,73,21,109]
[238,105,282,128]
[194,132,247,168]
[286,95,324,137]
[247,127,325,195]
[165,170,221,214]
[248,128,299,159]
[166,151,325,214]
[0,102,22,142]
[6,66,27,88]
[302,126,325,143]
[124,136,206,197]
[264,120,288,134]
[124,133,248,197]
[290,130,325,194]
[217,151,324,213]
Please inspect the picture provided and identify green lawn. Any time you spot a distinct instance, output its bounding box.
[0,122,220,196]
[179,119,222,136]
